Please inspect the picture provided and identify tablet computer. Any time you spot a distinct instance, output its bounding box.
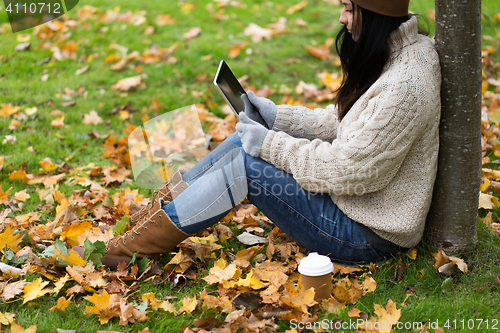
[214,60,246,119]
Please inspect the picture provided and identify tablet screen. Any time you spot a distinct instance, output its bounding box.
[214,60,246,116]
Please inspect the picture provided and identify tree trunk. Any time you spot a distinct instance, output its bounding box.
[425,0,482,253]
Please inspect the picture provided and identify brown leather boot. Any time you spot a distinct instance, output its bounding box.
[129,170,187,227]
[103,188,190,270]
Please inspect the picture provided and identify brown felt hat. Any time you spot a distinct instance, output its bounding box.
[351,0,410,17]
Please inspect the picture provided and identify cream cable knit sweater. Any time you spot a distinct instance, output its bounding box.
[260,17,441,248]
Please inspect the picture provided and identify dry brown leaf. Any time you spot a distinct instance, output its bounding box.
[295,18,309,27]
[260,284,281,304]
[51,116,65,128]
[183,27,202,39]
[268,17,289,36]
[203,262,241,285]
[280,280,317,313]
[14,189,30,202]
[2,281,27,301]
[49,296,71,311]
[165,250,195,274]
[111,76,143,92]
[8,119,21,130]
[253,261,289,287]
[332,263,363,275]
[65,285,85,297]
[432,249,468,275]
[83,110,103,125]
[244,23,273,43]
[306,44,334,60]
[234,245,264,261]
[156,14,176,26]
[286,1,308,14]
[228,42,248,59]
[66,266,86,286]
[322,297,345,314]
[479,192,500,209]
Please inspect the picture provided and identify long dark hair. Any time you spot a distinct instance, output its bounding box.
[335,5,411,120]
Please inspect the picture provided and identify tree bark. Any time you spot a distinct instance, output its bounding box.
[426,0,482,253]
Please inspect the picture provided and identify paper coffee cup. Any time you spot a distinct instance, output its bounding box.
[298,252,334,300]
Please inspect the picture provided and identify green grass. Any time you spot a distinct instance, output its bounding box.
[1,0,500,332]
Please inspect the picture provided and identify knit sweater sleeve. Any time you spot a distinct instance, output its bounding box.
[260,79,426,196]
[271,104,339,142]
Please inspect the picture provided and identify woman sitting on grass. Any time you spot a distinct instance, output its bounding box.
[98,0,441,269]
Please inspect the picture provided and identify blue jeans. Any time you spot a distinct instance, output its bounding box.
[162,132,389,265]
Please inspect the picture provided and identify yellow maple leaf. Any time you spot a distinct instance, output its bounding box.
[55,198,70,216]
[234,245,264,261]
[223,270,265,290]
[202,263,241,285]
[280,280,317,313]
[360,299,401,333]
[51,116,65,128]
[39,157,58,172]
[332,277,370,304]
[180,3,196,13]
[189,234,222,250]
[84,290,110,315]
[98,308,119,325]
[0,226,23,253]
[55,248,87,267]
[15,212,40,225]
[52,274,71,295]
[480,176,491,192]
[0,311,15,325]
[407,248,417,260]
[0,104,20,117]
[9,320,37,333]
[49,296,71,311]
[60,221,93,247]
[178,296,197,314]
[360,276,377,294]
[0,186,12,200]
[9,170,31,183]
[23,278,50,304]
[141,292,162,310]
[141,292,176,313]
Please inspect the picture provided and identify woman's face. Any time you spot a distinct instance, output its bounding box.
[339,0,361,41]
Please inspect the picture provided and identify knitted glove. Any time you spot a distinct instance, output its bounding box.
[241,93,267,127]
[241,90,277,129]
[235,112,269,158]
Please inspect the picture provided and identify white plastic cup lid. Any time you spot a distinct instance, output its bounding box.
[298,252,334,276]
